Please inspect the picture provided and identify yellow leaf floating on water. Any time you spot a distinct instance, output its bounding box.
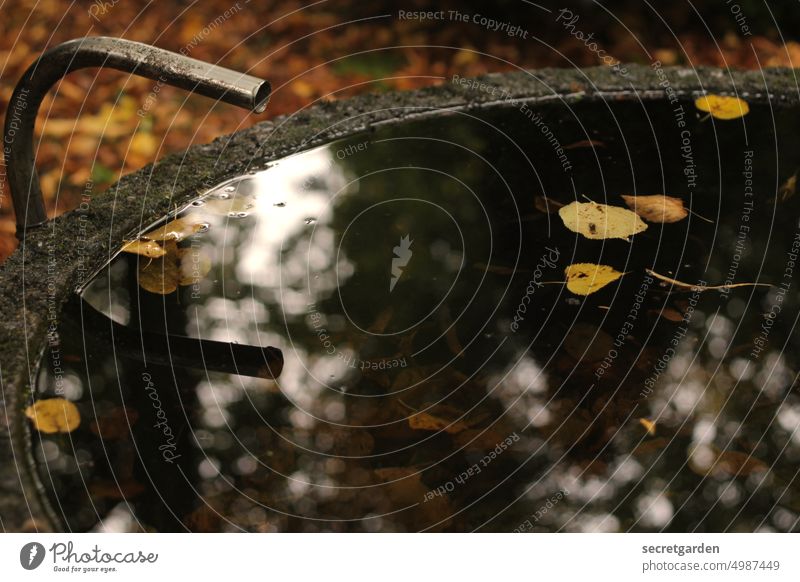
[121,239,167,258]
[639,418,657,436]
[694,94,749,120]
[779,173,796,201]
[621,195,688,224]
[564,263,625,296]
[558,201,647,241]
[202,196,255,216]
[25,398,80,434]
[141,216,206,242]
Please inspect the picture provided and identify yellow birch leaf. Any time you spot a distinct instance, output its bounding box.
[779,173,796,201]
[694,94,749,120]
[558,201,647,240]
[639,418,656,436]
[564,263,625,295]
[621,195,689,223]
[121,239,167,258]
[25,398,81,434]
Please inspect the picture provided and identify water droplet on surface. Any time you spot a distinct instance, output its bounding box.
[237,212,248,218]
[224,186,235,193]
[191,200,205,207]
[218,192,231,200]
[274,202,286,207]
[197,223,210,233]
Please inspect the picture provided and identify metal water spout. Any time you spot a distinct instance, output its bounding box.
[3,36,271,238]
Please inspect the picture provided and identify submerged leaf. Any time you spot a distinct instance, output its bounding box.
[138,254,179,294]
[121,239,167,258]
[564,323,613,362]
[621,195,688,224]
[409,411,469,434]
[25,398,81,434]
[694,94,749,120]
[141,216,206,242]
[558,201,648,240]
[138,242,212,294]
[564,263,625,296]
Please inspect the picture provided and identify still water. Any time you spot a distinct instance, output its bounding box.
[34,97,800,532]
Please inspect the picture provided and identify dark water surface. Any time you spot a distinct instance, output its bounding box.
[33,97,800,532]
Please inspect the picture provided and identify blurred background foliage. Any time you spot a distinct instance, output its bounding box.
[1,0,799,260]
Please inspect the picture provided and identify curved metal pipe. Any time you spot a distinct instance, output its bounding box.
[3,36,271,237]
